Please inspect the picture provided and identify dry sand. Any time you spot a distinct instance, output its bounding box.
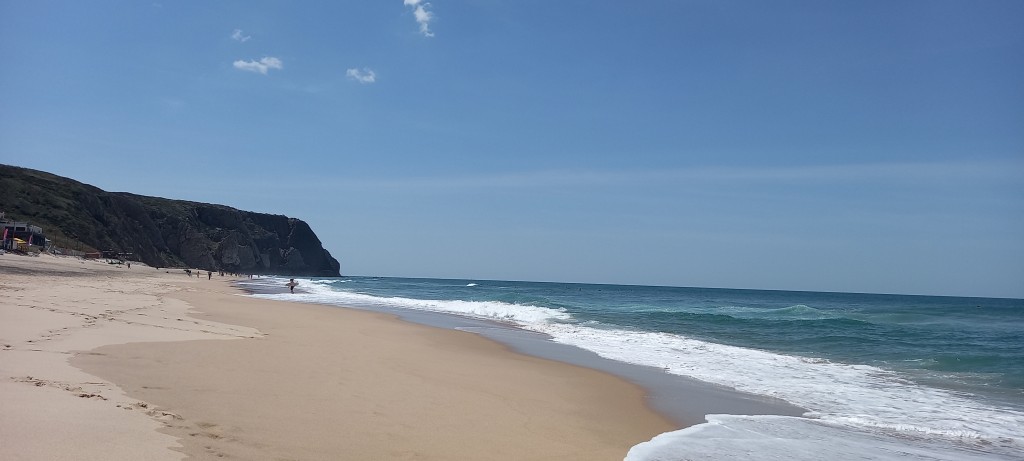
[1,254,675,460]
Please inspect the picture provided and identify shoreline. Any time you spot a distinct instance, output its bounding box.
[240,277,807,428]
[2,254,674,460]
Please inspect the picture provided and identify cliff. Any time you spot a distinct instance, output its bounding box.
[0,164,341,276]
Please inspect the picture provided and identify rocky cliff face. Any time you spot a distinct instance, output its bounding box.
[0,164,341,276]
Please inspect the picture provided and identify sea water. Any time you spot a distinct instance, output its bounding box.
[244,277,1024,460]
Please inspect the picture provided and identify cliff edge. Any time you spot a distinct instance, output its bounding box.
[0,164,341,276]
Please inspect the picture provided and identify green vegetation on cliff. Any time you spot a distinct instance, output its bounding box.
[0,164,341,276]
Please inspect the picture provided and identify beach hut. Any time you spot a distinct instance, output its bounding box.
[1,220,46,249]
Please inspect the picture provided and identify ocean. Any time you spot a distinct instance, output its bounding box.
[243,276,1024,461]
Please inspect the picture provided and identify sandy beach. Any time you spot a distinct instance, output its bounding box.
[0,254,674,460]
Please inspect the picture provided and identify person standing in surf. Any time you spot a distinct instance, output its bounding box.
[287,278,298,294]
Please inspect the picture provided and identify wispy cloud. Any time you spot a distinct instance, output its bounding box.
[404,0,434,37]
[233,57,283,75]
[346,68,377,84]
[278,161,1024,191]
[231,29,252,42]
[159,97,185,109]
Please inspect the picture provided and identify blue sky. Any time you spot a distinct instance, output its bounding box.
[1,1,1022,297]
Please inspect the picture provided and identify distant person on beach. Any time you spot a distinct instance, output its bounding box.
[208,271,212,280]
[287,278,298,294]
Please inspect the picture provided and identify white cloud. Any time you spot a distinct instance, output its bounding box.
[231,29,251,42]
[233,57,283,75]
[346,68,377,84]
[404,0,434,37]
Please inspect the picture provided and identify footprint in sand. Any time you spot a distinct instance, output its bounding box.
[147,409,183,420]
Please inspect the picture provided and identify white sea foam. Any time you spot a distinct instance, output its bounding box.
[624,415,1020,461]
[534,324,1024,443]
[250,278,570,324]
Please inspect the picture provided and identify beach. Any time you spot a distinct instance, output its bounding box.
[239,274,1024,460]
[0,254,674,460]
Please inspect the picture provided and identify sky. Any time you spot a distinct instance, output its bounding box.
[1,1,1022,298]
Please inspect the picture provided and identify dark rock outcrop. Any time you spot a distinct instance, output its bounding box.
[0,164,341,276]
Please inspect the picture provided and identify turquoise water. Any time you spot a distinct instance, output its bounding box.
[247,276,1024,460]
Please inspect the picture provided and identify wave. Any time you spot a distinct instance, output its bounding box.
[250,278,570,324]
[690,304,845,321]
[626,305,852,326]
[771,304,836,319]
[537,323,1024,442]
[625,415,1021,461]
